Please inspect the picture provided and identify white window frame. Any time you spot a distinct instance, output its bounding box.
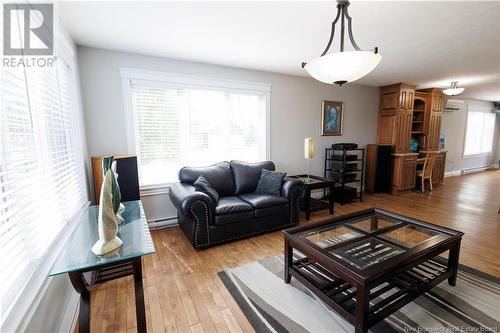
[462,107,496,158]
[120,67,271,194]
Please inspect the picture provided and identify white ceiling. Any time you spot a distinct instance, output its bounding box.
[59,1,500,101]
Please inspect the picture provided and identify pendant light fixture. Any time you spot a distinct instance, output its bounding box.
[443,81,465,96]
[302,0,382,86]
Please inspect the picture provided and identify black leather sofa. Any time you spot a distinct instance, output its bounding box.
[169,161,304,249]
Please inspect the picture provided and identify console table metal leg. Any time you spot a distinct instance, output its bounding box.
[448,240,461,286]
[355,286,369,333]
[133,258,147,333]
[69,272,90,333]
[284,240,292,283]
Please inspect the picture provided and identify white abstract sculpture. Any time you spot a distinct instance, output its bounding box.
[91,169,123,255]
[111,161,125,224]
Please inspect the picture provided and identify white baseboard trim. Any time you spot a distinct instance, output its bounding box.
[148,216,178,229]
[444,165,496,178]
[444,170,462,177]
[462,165,490,175]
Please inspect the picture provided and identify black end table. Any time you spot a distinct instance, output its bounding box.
[289,174,335,220]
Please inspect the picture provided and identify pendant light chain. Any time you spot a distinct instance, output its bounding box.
[319,0,378,57]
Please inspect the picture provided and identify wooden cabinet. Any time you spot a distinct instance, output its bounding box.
[395,113,413,153]
[429,91,443,113]
[378,83,417,153]
[392,154,417,194]
[376,84,446,196]
[427,114,442,150]
[399,88,415,114]
[432,152,446,185]
[380,86,400,115]
[419,88,444,150]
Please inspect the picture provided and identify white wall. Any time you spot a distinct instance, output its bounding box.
[77,46,379,222]
[441,99,499,174]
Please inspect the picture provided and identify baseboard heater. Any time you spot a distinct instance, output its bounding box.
[147,216,178,229]
[461,165,490,175]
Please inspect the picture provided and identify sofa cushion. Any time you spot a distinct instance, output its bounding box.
[238,193,288,209]
[215,196,254,215]
[230,160,275,195]
[255,169,286,196]
[214,211,254,226]
[255,204,289,218]
[179,161,235,196]
[193,175,219,204]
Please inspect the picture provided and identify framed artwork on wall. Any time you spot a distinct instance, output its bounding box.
[321,100,344,136]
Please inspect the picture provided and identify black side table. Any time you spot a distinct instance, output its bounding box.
[289,175,335,220]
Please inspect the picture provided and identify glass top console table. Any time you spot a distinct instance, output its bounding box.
[283,208,463,333]
[51,200,155,333]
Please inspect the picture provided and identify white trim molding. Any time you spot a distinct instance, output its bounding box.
[462,108,496,158]
[444,165,494,178]
[444,170,462,177]
[461,165,491,175]
[119,67,272,93]
[121,75,137,155]
[140,184,171,197]
[462,152,493,159]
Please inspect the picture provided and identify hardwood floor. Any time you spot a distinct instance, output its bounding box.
[88,171,500,333]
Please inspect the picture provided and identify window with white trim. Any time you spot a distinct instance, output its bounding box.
[123,71,270,187]
[463,110,496,156]
[0,46,86,320]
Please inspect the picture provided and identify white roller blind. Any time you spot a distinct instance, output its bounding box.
[463,110,496,156]
[130,79,268,186]
[0,57,86,315]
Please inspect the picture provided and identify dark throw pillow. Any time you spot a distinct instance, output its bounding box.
[255,169,287,196]
[193,175,219,204]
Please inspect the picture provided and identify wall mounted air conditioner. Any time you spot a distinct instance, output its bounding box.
[444,98,465,112]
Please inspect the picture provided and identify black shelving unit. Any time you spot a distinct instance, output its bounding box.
[324,146,365,203]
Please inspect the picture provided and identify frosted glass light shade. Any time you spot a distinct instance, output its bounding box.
[304,137,314,159]
[304,51,382,85]
[443,87,465,96]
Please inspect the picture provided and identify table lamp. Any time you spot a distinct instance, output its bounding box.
[304,137,314,183]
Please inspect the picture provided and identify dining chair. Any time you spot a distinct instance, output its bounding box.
[416,152,438,192]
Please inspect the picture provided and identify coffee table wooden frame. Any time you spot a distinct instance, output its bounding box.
[283,208,463,333]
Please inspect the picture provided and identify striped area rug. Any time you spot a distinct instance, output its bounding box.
[218,256,500,333]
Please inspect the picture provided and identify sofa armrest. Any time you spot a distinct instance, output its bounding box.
[281,177,305,224]
[281,177,305,199]
[169,182,214,216]
[169,182,215,248]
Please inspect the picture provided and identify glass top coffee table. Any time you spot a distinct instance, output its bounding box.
[283,208,463,333]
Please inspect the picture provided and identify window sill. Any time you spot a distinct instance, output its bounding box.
[140,183,173,197]
[462,152,493,159]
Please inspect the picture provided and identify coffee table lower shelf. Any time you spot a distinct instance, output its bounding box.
[289,257,452,330]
